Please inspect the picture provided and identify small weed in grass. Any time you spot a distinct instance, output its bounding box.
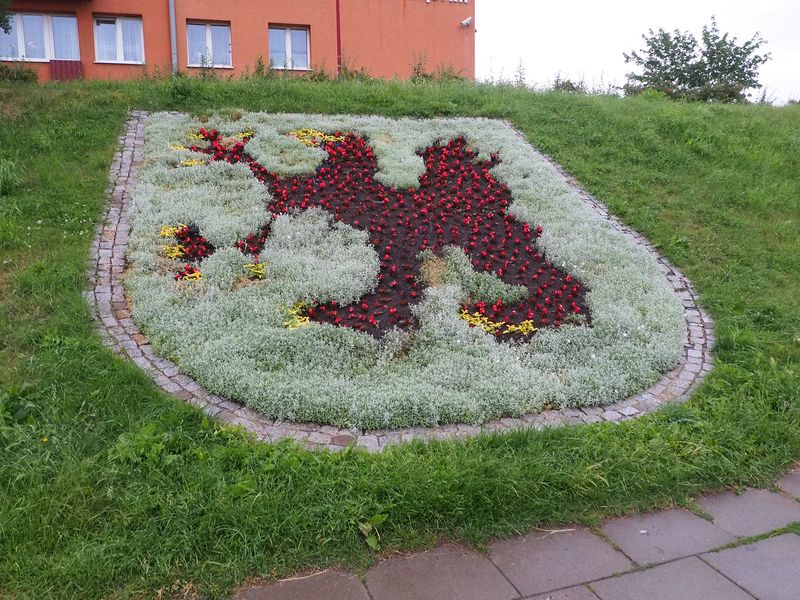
[0,156,25,196]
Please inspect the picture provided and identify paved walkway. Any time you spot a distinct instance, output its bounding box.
[237,467,800,600]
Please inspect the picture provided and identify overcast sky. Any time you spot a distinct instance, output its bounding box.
[475,0,800,104]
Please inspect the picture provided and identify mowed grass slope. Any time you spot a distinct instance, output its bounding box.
[0,79,798,599]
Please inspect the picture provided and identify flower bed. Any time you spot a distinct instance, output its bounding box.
[125,112,685,429]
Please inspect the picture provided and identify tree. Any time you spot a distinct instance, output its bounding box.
[624,17,771,103]
[0,0,10,34]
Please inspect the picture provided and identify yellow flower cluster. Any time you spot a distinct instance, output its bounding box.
[180,270,203,281]
[504,320,538,336]
[244,262,266,279]
[235,128,255,139]
[459,310,538,336]
[180,159,206,167]
[188,132,205,140]
[289,128,346,147]
[284,303,311,329]
[169,143,186,151]
[160,224,186,238]
[162,244,186,259]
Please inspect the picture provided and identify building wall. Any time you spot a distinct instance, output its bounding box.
[4,0,475,81]
[341,0,475,79]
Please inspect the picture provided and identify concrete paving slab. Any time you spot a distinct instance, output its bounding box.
[365,545,518,600]
[777,469,800,500]
[530,586,599,599]
[237,571,369,600]
[697,489,800,537]
[591,557,754,600]
[701,533,800,600]
[490,527,632,597]
[601,509,735,564]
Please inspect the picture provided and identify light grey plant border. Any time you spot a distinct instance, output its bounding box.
[86,111,714,452]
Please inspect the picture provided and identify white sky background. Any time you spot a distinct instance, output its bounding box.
[475,0,800,104]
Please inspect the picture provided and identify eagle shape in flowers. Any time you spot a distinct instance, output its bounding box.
[169,128,590,341]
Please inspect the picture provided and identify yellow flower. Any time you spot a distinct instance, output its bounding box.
[244,263,267,279]
[235,128,255,139]
[459,309,504,334]
[180,270,203,281]
[162,244,186,259]
[169,142,186,151]
[160,224,186,238]
[288,128,346,147]
[504,320,538,335]
[284,303,311,329]
[180,159,206,167]
[458,310,537,336]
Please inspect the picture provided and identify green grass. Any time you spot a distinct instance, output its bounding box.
[0,78,799,599]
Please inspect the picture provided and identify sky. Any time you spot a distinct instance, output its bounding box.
[475,0,800,104]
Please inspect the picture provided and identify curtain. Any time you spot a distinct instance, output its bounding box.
[95,19,117,61]
[120,18,143,63]
[52,16,79,60]
[21,14,46,60]
[0,15,17,59]
[290,29,309,70]
[210,25,231,66]
[269,27,286,68]
[187,23,206,65]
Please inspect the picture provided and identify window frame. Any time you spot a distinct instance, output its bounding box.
[0,12,80,62]
[268,25,310,71]
[93,15,145,65]
[186,21,232,68]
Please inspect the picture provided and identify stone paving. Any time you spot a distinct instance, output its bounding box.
[87,112,715,452]
[237,466,800,599]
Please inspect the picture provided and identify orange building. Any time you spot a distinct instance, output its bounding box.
[1,0,475,82]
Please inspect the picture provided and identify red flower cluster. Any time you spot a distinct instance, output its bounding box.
[192,128,249,163]
[191,129,590,340]
[233,219,273,257]
[174,224,214,261]
[175,264,201,281]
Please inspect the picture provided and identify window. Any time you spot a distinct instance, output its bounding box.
[0,16,19,59]
[51,16,80,60]
[187,22,231,67]
[94,16,144,64]
[0,13,79,61]
[268,26,309,70]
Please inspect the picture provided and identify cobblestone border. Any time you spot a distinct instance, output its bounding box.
[86,112,715,452]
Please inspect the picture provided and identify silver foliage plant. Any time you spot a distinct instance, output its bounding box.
[125,112,685,429]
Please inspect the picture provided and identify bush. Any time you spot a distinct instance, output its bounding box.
[551,75,587,94]
[624,16,770,103]
[166,73,194,102]
[0,62,37,83]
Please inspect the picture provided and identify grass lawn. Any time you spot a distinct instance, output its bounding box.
[0,77,798,599]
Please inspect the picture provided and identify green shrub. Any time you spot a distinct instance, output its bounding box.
[0,61,37,83]
[166,73,194,102]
